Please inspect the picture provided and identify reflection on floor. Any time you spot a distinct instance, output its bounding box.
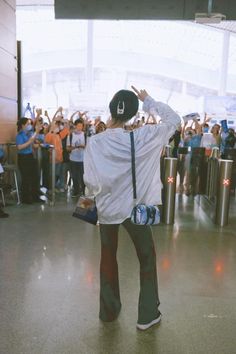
[0,194,235,354]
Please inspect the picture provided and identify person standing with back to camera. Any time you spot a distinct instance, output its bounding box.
[83,86,181,330]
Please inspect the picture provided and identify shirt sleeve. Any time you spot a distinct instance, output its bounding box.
[83,140,101,196]
[59,127,69,140]
[143,96,181,129]
[45,133,53,144]
[141,96,181,146]
[16,133,25,146]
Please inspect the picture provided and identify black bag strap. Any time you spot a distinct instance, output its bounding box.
[130,131,137,200]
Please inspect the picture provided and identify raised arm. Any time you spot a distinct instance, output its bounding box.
[52,106,63,121]
[70,110,79,122]
[44,110,51,124]
[131,86,181,128]
[193,118,203,134]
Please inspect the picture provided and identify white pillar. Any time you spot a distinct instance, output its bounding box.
[42,70,47,106]
[218,31,230,96]
[86,20,94,92]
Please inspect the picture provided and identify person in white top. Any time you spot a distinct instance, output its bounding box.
[67,118,86,197]
[84,87,181,330]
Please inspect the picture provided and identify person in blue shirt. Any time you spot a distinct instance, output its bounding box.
[182,120,202,195]
[16,117,42,204]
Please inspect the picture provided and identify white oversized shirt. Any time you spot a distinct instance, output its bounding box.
[83,96,181,224]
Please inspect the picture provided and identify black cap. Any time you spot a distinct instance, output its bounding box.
[109,90,138,122]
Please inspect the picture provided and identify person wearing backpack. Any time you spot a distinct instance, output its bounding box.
[67,118,86,197]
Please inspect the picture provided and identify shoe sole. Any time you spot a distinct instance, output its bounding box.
[136,314,162,331]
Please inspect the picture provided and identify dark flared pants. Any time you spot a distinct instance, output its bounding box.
[70,161,85,195]
[18,153,39,202]
[99,218,160,324]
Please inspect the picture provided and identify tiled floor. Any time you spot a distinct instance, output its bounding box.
[0,193,235,354]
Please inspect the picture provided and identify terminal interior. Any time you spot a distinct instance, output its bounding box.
[0,1,236,354]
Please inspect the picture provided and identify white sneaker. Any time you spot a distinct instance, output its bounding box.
[136,313,162,331]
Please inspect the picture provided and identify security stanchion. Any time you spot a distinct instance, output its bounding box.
[211,147,220,159]
[163,157,178,224]
[206,153,219,201]
[215,159,233,226]
[36,146,42,189]
[161,145,173,186]
[50,146,56,206]
[165,145,172,157]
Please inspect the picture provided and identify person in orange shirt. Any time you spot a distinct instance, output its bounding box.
[45,115,69,192]
[59,118,71,190]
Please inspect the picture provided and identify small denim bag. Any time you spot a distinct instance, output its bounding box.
[131,204,160,225]
[73,195,98,225]
[130,131,160,225]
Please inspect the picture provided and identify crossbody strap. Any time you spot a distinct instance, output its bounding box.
[130,131,137,200]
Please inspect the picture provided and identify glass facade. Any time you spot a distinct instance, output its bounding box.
[16,6,236,120]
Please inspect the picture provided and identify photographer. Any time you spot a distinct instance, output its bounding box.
[16,117,42,204]
[66,118,86,197]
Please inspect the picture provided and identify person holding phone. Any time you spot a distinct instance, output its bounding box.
[16,118,42,204]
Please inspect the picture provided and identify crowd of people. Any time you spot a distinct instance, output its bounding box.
[14,107,108,204]
[1,89,236,331]
[1,99,236,214]
[169,116,236,195]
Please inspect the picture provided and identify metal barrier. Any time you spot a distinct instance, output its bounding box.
[0,142,18,166]
[206,157,219,202]
[1,143,56,205]
[215,159,233,227]
[163,157,178,224]
[164,145,172,157]
[2,164,21,205]
[224,148,236,191]
[0,143,21,205]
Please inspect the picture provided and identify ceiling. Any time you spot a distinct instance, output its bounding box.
[206,21,236,34]
[16,0,236,33]
[16,0,53,5]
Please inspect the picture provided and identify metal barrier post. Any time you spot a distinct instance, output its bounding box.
[165,145,172,157]
[205,147,220,201]
[163,157,178,224]
[206,157,219,201]
[37,146,42,189]
[211,147,220,159]
[50,146,56,206]
[215,159,233,226]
